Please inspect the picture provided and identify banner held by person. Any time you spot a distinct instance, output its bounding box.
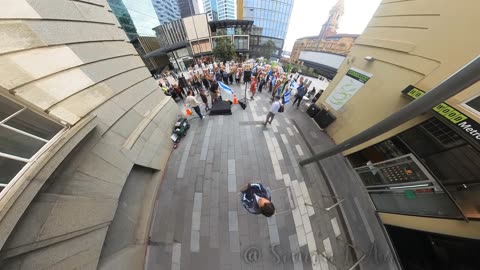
[284,88,291,104]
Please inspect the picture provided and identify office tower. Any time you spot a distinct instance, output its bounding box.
[204,0,236,21]
[239,0,294,57]
[108,0,161,39]
[152,0,182,25]
[177,0,200,18]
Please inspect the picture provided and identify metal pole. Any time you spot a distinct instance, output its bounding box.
[299,56,480,166]
[325,199,345,211]
[347,254,366,270]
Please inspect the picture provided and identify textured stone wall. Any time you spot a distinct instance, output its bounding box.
[0,0,179,269]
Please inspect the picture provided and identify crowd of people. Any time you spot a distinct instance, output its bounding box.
[156,59,325,122]
[157,60,326,217]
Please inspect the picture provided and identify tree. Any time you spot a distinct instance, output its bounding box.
[260,40,276,60]
[213,37,236,62]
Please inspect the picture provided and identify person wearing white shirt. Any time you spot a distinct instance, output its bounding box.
[185,90,205,119]
[263,96,282,126]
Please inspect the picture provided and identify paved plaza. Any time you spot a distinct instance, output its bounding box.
[145,83,399,270]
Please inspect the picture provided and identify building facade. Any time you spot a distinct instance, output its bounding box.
[318,0,344,40]
[204,0,236,21]
[290,0,356,64]
[148,15,253,70]
[108,0,166,73]
[237,0,294,58]
[238,0,294,58]
[0,1,178,269]
[152,0,181,25]
[317,0,480,268]
[291,34,358,63]
[177,0,200,18]
[108,0,160,38]
[131,36,171,72]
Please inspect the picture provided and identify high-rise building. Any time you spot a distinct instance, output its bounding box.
[177,0,200,18]
[108,0,168,73]
[108,0,161,39]
[204,0,236,21]
[239,0,294,58]
[318,0,344,40]
[152,0,182,25]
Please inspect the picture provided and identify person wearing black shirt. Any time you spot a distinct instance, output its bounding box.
[210,80,219,102]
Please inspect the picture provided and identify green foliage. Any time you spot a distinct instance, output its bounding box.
[213,37,236,62]
[282,62,298,73]
[260,40,276,60]
[283,63,293,73]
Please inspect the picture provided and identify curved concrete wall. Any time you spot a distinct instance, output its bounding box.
[0,1,179,269]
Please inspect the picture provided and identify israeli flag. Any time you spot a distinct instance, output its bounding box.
[218,81,234,100]
[284,90,291,104]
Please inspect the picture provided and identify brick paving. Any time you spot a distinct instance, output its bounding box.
[145,83,399,270]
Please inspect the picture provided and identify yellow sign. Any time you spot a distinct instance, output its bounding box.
[404,87,467,124]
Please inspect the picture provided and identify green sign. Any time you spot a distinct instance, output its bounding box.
[402,85,480,143]
[432,103,468,124]
[346,69,371,83]
[404,190,416,199]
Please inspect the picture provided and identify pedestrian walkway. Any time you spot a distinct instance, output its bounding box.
[146,84,399,270]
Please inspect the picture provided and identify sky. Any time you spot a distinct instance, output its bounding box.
[198,0,205,13]
[197,0,382,51]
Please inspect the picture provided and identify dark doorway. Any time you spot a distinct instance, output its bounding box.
[386,225,480,270]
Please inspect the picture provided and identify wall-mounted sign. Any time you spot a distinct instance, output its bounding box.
[325,67,372,110]
[402,85,480,142]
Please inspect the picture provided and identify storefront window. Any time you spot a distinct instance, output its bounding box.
[398,118,480,219]
[348,117,480,219]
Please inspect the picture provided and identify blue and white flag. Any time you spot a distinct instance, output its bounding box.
[284,90,291,104]
[218,81,234,100]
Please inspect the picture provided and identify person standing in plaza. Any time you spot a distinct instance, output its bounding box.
[236,66,242,84]
[264,96,282,126]
[210,80,219,102]
[312,89,325,103]
[292,81,307,108]
[258,73,266,93]
[269,73,277,93]
[186,90,205,119]
[250,77,257,100]
[223,69,229,85]
[199,85,210,112]
[174,84,184,99]
[192,75,202,94]
[271,79,283,101]
[201,74,210,91]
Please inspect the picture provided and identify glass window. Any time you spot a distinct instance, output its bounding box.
[349,117,480,219]
[465,96,480,114]
[0,126,46,159]
[0,95,64,195]
[5,110,63,140]
[0,157,25,186]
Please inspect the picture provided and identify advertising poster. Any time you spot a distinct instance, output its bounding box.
[325,67,372,111]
